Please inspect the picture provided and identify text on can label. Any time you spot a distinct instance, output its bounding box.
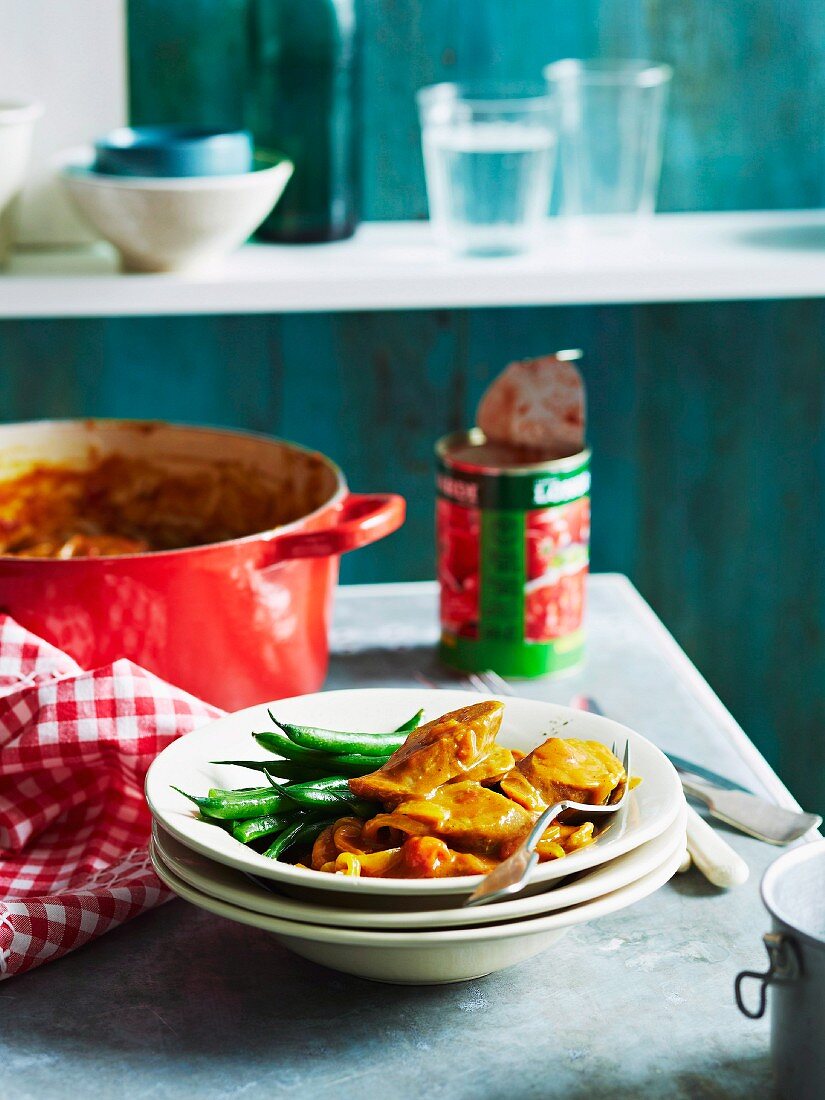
[533,470,591,506]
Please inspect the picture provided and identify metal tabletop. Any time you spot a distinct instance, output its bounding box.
[0,576,787,1099]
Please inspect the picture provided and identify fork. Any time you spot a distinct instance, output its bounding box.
[466,670,509,695]
[464,738,631,907]
[467,669,515,696]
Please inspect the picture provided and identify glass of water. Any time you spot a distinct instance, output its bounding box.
[543,59,672,231]
[417,84,556,256]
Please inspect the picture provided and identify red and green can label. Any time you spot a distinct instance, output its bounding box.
[436,438,590,678]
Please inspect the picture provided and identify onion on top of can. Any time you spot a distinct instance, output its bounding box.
[436,351,590,679]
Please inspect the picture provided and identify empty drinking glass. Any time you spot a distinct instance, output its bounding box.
[417,84,556,256]
[543,59,672,230]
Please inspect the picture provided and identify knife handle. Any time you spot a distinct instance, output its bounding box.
[686,804,749,888]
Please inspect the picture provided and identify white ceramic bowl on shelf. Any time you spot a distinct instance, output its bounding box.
[145,688,683,906]
[153,802,687,930]
[58,146,293,272]
[151,837,684,984]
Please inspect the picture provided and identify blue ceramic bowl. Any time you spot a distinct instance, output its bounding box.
[94,126,254,178]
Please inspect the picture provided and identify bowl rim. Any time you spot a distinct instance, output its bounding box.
[57,145,293,189]
[760,838,825,950]
[145,688,685,895]
[150,835,683,945]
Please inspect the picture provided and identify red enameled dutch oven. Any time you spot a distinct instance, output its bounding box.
[0,420,405,710]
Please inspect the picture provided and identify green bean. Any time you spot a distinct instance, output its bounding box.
[287,774,351,793]
[250,733,390,777]
[263,815,339,860]
[253,730,328,763]
[172,785,293,821]
[395,708,424,732]
[211,760,321,782]
[206,784,281,801]
[281,776,372,814]
[265,706,422,758]
[319,751,391,775]
[232,811,297,844]
[274,718,406,757]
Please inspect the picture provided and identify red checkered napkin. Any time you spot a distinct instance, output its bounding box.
[0,615,221,979]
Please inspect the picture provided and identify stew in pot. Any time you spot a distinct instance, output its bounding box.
[0,453,328,558]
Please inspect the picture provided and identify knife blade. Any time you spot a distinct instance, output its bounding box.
[664,753,753,793]
[679,776,821,845]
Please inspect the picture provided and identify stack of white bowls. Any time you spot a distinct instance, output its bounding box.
[145,689,686,984]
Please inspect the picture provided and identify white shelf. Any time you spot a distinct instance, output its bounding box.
[3,210,825,317]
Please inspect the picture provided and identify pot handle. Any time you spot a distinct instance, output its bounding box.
[735,932,802,1019]
[262,493,406,564]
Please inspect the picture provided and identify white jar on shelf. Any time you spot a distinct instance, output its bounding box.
[0,102,42,265]
[0,0,127,247]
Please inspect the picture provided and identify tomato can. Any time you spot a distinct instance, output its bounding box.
[436,429,590,678]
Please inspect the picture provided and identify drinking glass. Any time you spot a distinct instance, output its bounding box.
[543,59,672,230]
[417,84,556,256]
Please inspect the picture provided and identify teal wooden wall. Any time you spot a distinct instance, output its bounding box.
[1,1,823,814]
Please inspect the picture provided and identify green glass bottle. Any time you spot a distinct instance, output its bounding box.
[246,0,360,243]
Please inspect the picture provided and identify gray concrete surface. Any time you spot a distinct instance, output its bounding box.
[0,578,783,1099]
